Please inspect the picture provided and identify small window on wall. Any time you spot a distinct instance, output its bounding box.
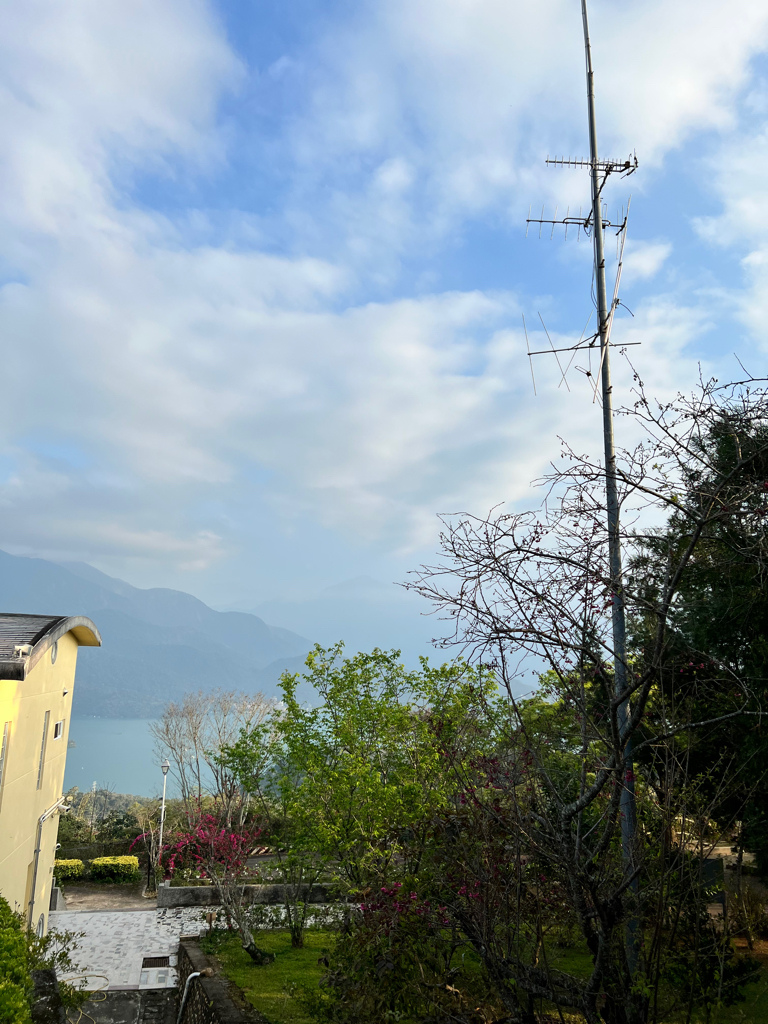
[53,721,64,740]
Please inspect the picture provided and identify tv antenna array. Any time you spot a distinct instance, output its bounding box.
[526,204,627,242]
[523,189,636,402]
[526,154,637,243]
[524,150,638,398]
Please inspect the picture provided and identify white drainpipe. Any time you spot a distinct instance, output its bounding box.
[177,969,213,1024]
[28,796,70,930]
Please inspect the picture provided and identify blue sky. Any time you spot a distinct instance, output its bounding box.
[1,0,767,643]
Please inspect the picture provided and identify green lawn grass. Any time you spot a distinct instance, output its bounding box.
[715,972,768,1024]
[201,929,328,1024]
[542,947,768,1024]
[202,928,768,1024]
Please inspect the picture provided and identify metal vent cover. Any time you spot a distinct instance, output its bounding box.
[141,956,170,969]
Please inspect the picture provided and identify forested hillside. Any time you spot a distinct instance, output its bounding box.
[0,550,310,717]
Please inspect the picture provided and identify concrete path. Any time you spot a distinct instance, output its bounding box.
[49,908,207,991]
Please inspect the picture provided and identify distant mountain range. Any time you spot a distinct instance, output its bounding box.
[0,550,311,718]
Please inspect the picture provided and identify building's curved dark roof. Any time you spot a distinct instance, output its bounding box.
[0,614,100,680]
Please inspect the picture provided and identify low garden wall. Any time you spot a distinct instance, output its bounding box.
[177,939,264,1024]
[158,882,334,908]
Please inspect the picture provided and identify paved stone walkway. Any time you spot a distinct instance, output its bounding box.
[49,908,209,991]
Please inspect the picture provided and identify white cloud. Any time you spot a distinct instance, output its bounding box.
[685,79,768,353]
[0,0,760,587]
[623,240,672,283]
[0,0,240,237]
[280,0,768,239]
[374,158,414,195]
[736,248,768,350]
[0,200,710,566]
[598,0,768,161]
[694,123,768,247]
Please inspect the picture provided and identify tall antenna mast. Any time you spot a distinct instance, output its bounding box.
[526,0,641,978]
[581,0,639,973]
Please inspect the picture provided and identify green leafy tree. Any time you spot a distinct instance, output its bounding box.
[56,813,92,846]
[629,408,768,886]
[224,644,498,896]
[306,883,499,1024]
[97,810,141,843]
[222,645,501,954]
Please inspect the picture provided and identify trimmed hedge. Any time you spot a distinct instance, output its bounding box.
[54,859,84,882]
[0,894,32,1023]
[89,856,140,883]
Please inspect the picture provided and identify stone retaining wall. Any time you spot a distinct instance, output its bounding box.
[177,939,264,1024]
[158,882,333,908]
[31,970,65,1024]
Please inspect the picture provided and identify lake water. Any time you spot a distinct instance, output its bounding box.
[64,718,174,798]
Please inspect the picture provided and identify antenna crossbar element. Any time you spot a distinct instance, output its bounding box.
[545,153,638,176]
[526,214,626,231]
[527,341,640,356]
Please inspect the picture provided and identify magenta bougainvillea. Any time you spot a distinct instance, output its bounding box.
[160,813,261,880]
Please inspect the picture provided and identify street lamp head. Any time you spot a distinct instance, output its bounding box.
[161,759,170,776]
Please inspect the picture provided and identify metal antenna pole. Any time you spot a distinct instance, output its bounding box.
[581,0,639,975]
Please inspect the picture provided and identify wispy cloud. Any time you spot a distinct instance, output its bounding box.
[0,0,763,595]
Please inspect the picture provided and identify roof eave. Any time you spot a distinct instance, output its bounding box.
[0,659,27,680]
[0,616,101,680]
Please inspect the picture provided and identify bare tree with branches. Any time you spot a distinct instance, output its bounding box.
[406,376,768,1024]
[150,690,276,826]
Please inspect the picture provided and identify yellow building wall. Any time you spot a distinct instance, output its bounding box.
[0,631,80,932]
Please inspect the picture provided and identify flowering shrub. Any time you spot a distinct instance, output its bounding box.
[164,814,259,881]
[164,814,273,964]
[89,856,140,882]
[54,859,84,882]
[307,882,498,1024]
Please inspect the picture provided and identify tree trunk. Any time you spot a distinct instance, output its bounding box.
[240,928,274,965]
[735,834,754,951]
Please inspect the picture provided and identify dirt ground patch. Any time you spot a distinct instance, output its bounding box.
[60,882,156,911]
[733,935,768,967]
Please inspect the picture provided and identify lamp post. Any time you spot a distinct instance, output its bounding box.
[158,759,170,874]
